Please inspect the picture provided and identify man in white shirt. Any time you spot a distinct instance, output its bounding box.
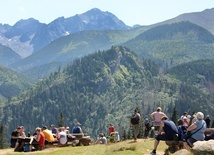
[58,127,67,145]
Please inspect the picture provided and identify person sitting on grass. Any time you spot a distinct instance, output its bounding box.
[150,116,178,155]
[95,133,107,144]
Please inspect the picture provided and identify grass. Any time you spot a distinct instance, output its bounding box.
[0,138,169,155]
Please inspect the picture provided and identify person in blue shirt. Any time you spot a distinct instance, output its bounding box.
[177,119,187,141]
[50,124,58,135]
[150,116,178,155]
[72,123,83,134]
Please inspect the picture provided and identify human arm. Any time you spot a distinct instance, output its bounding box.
[187,123,197,131]
[35,133,41,142]
[158,122,164,135]
[11,131,19,139]
[79,127,83,133]
[150,112,154,120]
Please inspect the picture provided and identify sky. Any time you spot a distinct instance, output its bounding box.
[0,0,213,26]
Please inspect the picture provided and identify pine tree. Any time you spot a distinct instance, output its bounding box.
[171,105,178,125]
[0,123,7,149]
[58,112,64,127]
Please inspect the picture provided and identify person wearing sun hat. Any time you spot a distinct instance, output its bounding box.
[72,122,83,134]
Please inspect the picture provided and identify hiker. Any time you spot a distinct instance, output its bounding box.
[32,127,45,151]
[150,116,178,155]
[144,118,151,139]
[50,124,58,134]
[14,126,26,152]
[42,126,55,144]
[150,107,166,135]
[95,133,107,144]
[130,109,142,142]
[72,122,83,134]
[205,131,214,140]
[108,123,115,135]
[58,127,67,145]
[10,126,21,148]
[205,115,211,128]
[180,112,188,121]
[183,112,206,149]
[65,126,70,134]
[177,119,187,141]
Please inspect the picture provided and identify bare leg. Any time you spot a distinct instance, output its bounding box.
[154,139,159,150]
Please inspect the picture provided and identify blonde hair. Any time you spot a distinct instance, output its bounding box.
[36,127,42,133]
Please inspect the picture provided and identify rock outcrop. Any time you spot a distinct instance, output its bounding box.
[191,140,214,155]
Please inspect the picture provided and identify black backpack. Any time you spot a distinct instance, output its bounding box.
[131,113,139,125]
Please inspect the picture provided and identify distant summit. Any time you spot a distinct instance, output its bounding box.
[31,8,130,52]
[0,8,130,58]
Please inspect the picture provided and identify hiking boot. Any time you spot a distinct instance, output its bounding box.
[150,150,156,155]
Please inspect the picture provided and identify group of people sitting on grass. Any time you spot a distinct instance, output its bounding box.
[10,123,83,152]
[149,107,213,155]
[95,123,120,144]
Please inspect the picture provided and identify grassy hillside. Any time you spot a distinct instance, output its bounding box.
[0,139,169,155]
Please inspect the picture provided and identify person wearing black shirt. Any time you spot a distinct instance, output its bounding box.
[10,126,21,148]
[205,115,211,128]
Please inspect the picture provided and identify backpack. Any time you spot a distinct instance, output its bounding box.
[72,126,80,133]
[131,113,139,125]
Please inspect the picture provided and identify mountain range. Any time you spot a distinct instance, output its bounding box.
[0,8,129,59]
[0,8,213,67]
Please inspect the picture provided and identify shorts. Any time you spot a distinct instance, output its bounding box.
[155,134,174,141]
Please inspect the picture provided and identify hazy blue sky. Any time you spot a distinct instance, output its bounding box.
[0,0,213,26]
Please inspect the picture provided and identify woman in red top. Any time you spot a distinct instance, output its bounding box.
[34,127,45,150]
[108,124,115,135]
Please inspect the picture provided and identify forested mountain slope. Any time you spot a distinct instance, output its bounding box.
[167,59,214,96]
[1,46,214,141]
[124,21,214,68]
[0,65,32,104]
[9,29,147,72]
